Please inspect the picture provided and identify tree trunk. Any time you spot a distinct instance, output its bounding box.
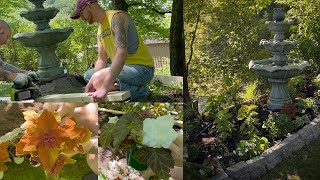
[111,0,128,11]
[169,0,184,76]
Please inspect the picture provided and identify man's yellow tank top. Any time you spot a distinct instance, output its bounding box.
[97,10,154,67]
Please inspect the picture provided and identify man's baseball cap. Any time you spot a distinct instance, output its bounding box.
[70,0,97,19]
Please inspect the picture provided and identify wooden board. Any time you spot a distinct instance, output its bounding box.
[35,91,131,103]
[0,97,34,103]
[153,75,183,89]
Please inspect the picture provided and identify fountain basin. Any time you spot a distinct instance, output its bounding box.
[13,28,73,47]
[249,58,310,79]
[21,8,59,22]
[249,58,310,110]
[260,39,299,53]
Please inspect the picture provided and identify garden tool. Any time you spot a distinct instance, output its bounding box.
[10,78,41,101]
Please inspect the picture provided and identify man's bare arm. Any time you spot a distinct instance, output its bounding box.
[101,13,128,87]
[0,60,25,73]
[94,36,108,72]
[0,68,15,82]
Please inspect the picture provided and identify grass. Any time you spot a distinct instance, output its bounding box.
[261,137,320,180]
[155,65,171,76]
[0,82,12,97]
[3,154,93,180]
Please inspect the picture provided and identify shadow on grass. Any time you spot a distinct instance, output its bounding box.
[3,154,93,180]
[261,137,320,180]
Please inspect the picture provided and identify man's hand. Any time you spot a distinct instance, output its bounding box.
[88,88,108,102]
[26,71,39,81]
[169,129,183,167]
[85,79,96,93]
[13,73,32,88]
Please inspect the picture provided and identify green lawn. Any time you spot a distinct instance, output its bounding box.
[3,154,93,180]
[262,137,320,180]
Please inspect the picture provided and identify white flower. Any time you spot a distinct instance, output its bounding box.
[13,156,24,164]
[142,115,178,148]
[108,116,119,124]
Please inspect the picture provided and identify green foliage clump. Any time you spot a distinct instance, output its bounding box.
[238,81,261,103]
[235,135,269,160]
[263,113,294,139]
[237,105,259,136]
[214,109,234,139]
[295,97,318,113]
[294,115,310,128]
[288,75,306,97]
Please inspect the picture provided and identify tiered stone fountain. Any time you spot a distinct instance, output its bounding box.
[13,0,73,82]
[249,8,310,110]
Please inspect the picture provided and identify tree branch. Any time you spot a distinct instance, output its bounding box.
[128,2,172,15]
[187,0,204,71]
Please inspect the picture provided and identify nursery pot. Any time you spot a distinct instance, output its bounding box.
[127,148,148,171]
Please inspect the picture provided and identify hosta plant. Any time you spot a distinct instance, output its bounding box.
[235,135,269,160]
[99,112,178,179]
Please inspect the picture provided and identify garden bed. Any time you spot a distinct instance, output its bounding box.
[185,78,320,179]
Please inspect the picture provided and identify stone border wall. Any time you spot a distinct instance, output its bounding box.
[213,115,320,180]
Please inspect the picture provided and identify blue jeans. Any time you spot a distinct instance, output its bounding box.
[84,64,154,101]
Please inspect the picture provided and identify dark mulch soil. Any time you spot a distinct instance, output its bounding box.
[0,103,43,136]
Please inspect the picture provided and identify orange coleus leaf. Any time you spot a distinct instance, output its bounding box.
[16,109,91,177]
[0,142,11,172]
[48,154,76,177]
[0,142,11,162]
[61,117,92,153]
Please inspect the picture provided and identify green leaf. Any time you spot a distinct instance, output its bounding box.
[99,123,115,149]
[134,147,150,164]
[113,112,143,148]
[147,148,175,180]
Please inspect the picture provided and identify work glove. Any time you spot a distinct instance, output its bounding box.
[26,71,39,81]
[12,73,32,89]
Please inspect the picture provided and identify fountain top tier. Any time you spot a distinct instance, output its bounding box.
[21,0,59,31]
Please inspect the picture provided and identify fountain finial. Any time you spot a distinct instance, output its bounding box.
[273,8,285,22]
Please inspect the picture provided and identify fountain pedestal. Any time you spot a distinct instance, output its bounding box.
[36,45,66,81]
[268,79,291,110]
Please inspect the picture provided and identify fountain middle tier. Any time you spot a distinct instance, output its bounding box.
[260,39,299,53]
[13,28,73,47]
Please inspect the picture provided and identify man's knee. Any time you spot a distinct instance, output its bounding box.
[83,69,94,83]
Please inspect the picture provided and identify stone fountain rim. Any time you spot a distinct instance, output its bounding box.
[260,39,299,46]
[249,59,310,72]
[21,7,59,14]
[13,27,74,39]
[265,20,293,25]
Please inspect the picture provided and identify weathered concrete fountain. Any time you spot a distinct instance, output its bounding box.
[249,8,310,110]
[13,0,73,82]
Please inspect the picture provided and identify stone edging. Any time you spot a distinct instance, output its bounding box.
[213,115,320,180]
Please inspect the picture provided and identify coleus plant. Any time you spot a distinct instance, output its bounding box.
[99,112,177,179]
[15,109,91,177]
[0,128,24,179]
